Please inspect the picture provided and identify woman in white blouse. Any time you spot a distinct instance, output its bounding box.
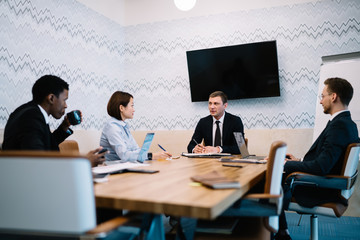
[100,91,171,162]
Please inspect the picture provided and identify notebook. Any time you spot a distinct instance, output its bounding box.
[191,170,240,189]
[233,132,266,160]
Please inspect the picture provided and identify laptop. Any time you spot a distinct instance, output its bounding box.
[233,132,266,160]
[92,133,155,176]
[137,132,155,163]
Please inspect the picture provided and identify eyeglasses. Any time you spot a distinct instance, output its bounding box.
[318,93,332,100]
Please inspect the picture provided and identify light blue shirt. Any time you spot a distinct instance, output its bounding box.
[100,117,147,162]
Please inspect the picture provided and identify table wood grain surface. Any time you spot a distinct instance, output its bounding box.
[94,157,267,220]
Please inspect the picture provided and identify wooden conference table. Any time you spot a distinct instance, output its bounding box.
[94,156,267,239]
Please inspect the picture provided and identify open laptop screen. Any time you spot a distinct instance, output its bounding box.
[233,132,250,158]
[137,133,155,163]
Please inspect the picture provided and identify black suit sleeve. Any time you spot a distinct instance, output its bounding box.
[16,110,70,150]
[187,119,206,153]
[284,118,358,176]
[52,126,72,146]
[17,111,51,150]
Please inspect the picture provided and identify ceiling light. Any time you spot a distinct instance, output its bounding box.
[174,0,196,11]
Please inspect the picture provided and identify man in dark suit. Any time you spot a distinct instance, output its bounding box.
[275,77,360,240]
[2,75,105,166]
[3,76,71,150]
[187,91,244,154]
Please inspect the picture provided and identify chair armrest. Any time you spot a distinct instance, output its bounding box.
[243,192,283,215]
[86,217,129,235]
[244,193,281,200]
[285,170,358,191]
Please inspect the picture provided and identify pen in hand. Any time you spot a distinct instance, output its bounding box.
[193,139,201,146]
[193,139,205,153]
[193,139,204,147]
[158,144,166,151]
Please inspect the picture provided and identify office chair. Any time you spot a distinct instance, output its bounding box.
[221,141,287,230]
[0,151,137,240]
[59,140,80,153]
[285,142,360,240]
[190,141,287,239]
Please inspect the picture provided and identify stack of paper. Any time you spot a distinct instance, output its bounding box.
[92,162,148,174]
[220,158,267,164]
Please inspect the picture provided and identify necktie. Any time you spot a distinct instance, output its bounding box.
[214,121,221,147]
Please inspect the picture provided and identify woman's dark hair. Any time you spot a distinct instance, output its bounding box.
[107,91,133,120]
[32,75,69,104]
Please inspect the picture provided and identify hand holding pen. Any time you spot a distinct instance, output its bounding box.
[158,144,180,159]
[154,144,172,159]
[193,139,205,153]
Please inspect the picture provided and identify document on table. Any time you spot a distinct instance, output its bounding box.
[182,152,231,158]
[92,162,149,174]
[220,158,267,164]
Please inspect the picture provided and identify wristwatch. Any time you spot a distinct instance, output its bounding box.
[147,152,153,160]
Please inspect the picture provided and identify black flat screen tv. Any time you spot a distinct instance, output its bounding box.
[186,40,280,102]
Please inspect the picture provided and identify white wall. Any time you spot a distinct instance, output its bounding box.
[76,0,318,26]
[1,0,359,132]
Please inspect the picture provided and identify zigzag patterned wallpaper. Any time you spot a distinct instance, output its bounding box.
[1,0,359,132]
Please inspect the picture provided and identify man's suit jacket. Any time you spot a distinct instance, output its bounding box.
[284,111,360,207]
[2,101,70,150]
[187,112,244,154]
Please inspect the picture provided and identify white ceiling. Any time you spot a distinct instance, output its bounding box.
[76,0,319,26]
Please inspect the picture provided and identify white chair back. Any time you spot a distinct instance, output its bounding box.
[269,145,287,195]
[264,141,287,195]
[264,141,287,232]
[0,152,96,234]
[341,143,360,199]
